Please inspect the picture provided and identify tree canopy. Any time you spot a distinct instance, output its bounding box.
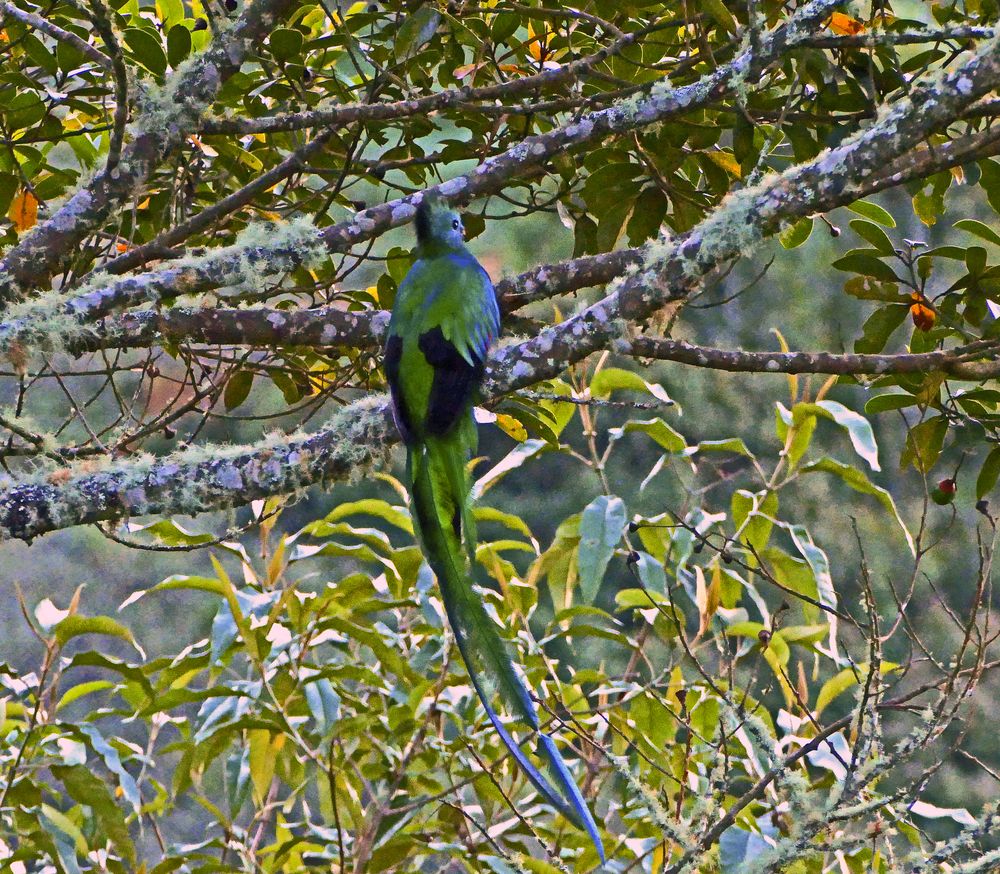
[1,0,1000,871]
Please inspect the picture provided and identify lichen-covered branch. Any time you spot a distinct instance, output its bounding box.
[0,0,836,335]
[0,2,997,543]
[81,248,641,354]
[0,396,393,543]
[486,27,1000,395]
[626,337,1000,379]
[199,24,646,136]
[0,0,296,303]
[0,0,113,71]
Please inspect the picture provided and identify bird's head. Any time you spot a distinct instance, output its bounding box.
[415,193,465,252]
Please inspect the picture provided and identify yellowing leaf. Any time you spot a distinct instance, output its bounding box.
[828,12,865,35]
[495,412,528,442]
[708,151,741,180]
[8,190,38,232]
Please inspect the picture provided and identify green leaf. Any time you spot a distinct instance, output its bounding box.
[52,765,136,865]
[124,27,167,76]
[224,369,253,410]
[39,804,86,874]
[815,667,859,716]
[815,662,898,715]
[957,218,1000,246]
[321,498,412,534]
[130,518,215,547]
[849,219,895,255]
[787,526,837,635]
[689,437,754,457]
[225,744,252,818]
[779,217,813,249]
[977,446,1000,499]
[843,275,901,302]
[634,551,666,593]
[77,723,141,810]
[590,367,672,404]
[865,393,918,415]
[731,489,778,554]
[54,615,139,651]
[900,415,948,473]
[304,678,340,736]
[269,27,304,61]
[831,251,899,282]
[577,495,626,603]
[855,305,908,354]
[396,6,440,58]
[615,587,670,610]
[800,457,914,555]
[166,23,192,67]
[609,418,685,453]
[796,400,880,471]
[848,200,896,227]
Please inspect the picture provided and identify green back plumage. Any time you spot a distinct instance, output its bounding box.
[383,195,605,863]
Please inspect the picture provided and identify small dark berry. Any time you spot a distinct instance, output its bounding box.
[693,541,705,554]
[193,18,208,30]
[163,425,176,439]
[829,224,841,237]
[721,550,733,563]
[368,3,378,12]
[302,68,312,83]
[626,551,640,565]
[758,629,772,646]
[224,0,237,11]
[627,520,639,533]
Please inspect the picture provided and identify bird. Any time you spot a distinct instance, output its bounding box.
[383,193,605,862]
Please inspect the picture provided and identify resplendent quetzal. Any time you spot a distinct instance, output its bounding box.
[383,194,605,861]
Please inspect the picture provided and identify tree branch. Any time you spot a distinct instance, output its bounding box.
[485,27,1000,395]
[0,0,838,339]
[0,0,297,303]
[199,23,647,136]
[625,337,1000,379]
[0,396,394,543]
[73,248,642,354]
[0,0,113,71]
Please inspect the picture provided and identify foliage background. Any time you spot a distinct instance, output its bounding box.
[1,0,1000,871]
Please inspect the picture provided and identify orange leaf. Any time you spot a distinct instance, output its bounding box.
[8,190,38,232]
[527,21,551,62]
[186,135,218,157]
[828,12,865,35]
[910,294,936,331]
[115,241,129,253]
[453,62,485,80]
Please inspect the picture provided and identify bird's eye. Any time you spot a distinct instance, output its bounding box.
[452,219,460,230]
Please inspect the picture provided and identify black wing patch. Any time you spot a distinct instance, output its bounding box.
[384,334,416,445]
[418,326,483,436]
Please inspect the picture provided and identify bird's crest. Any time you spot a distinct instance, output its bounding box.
[415,192,465,252]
